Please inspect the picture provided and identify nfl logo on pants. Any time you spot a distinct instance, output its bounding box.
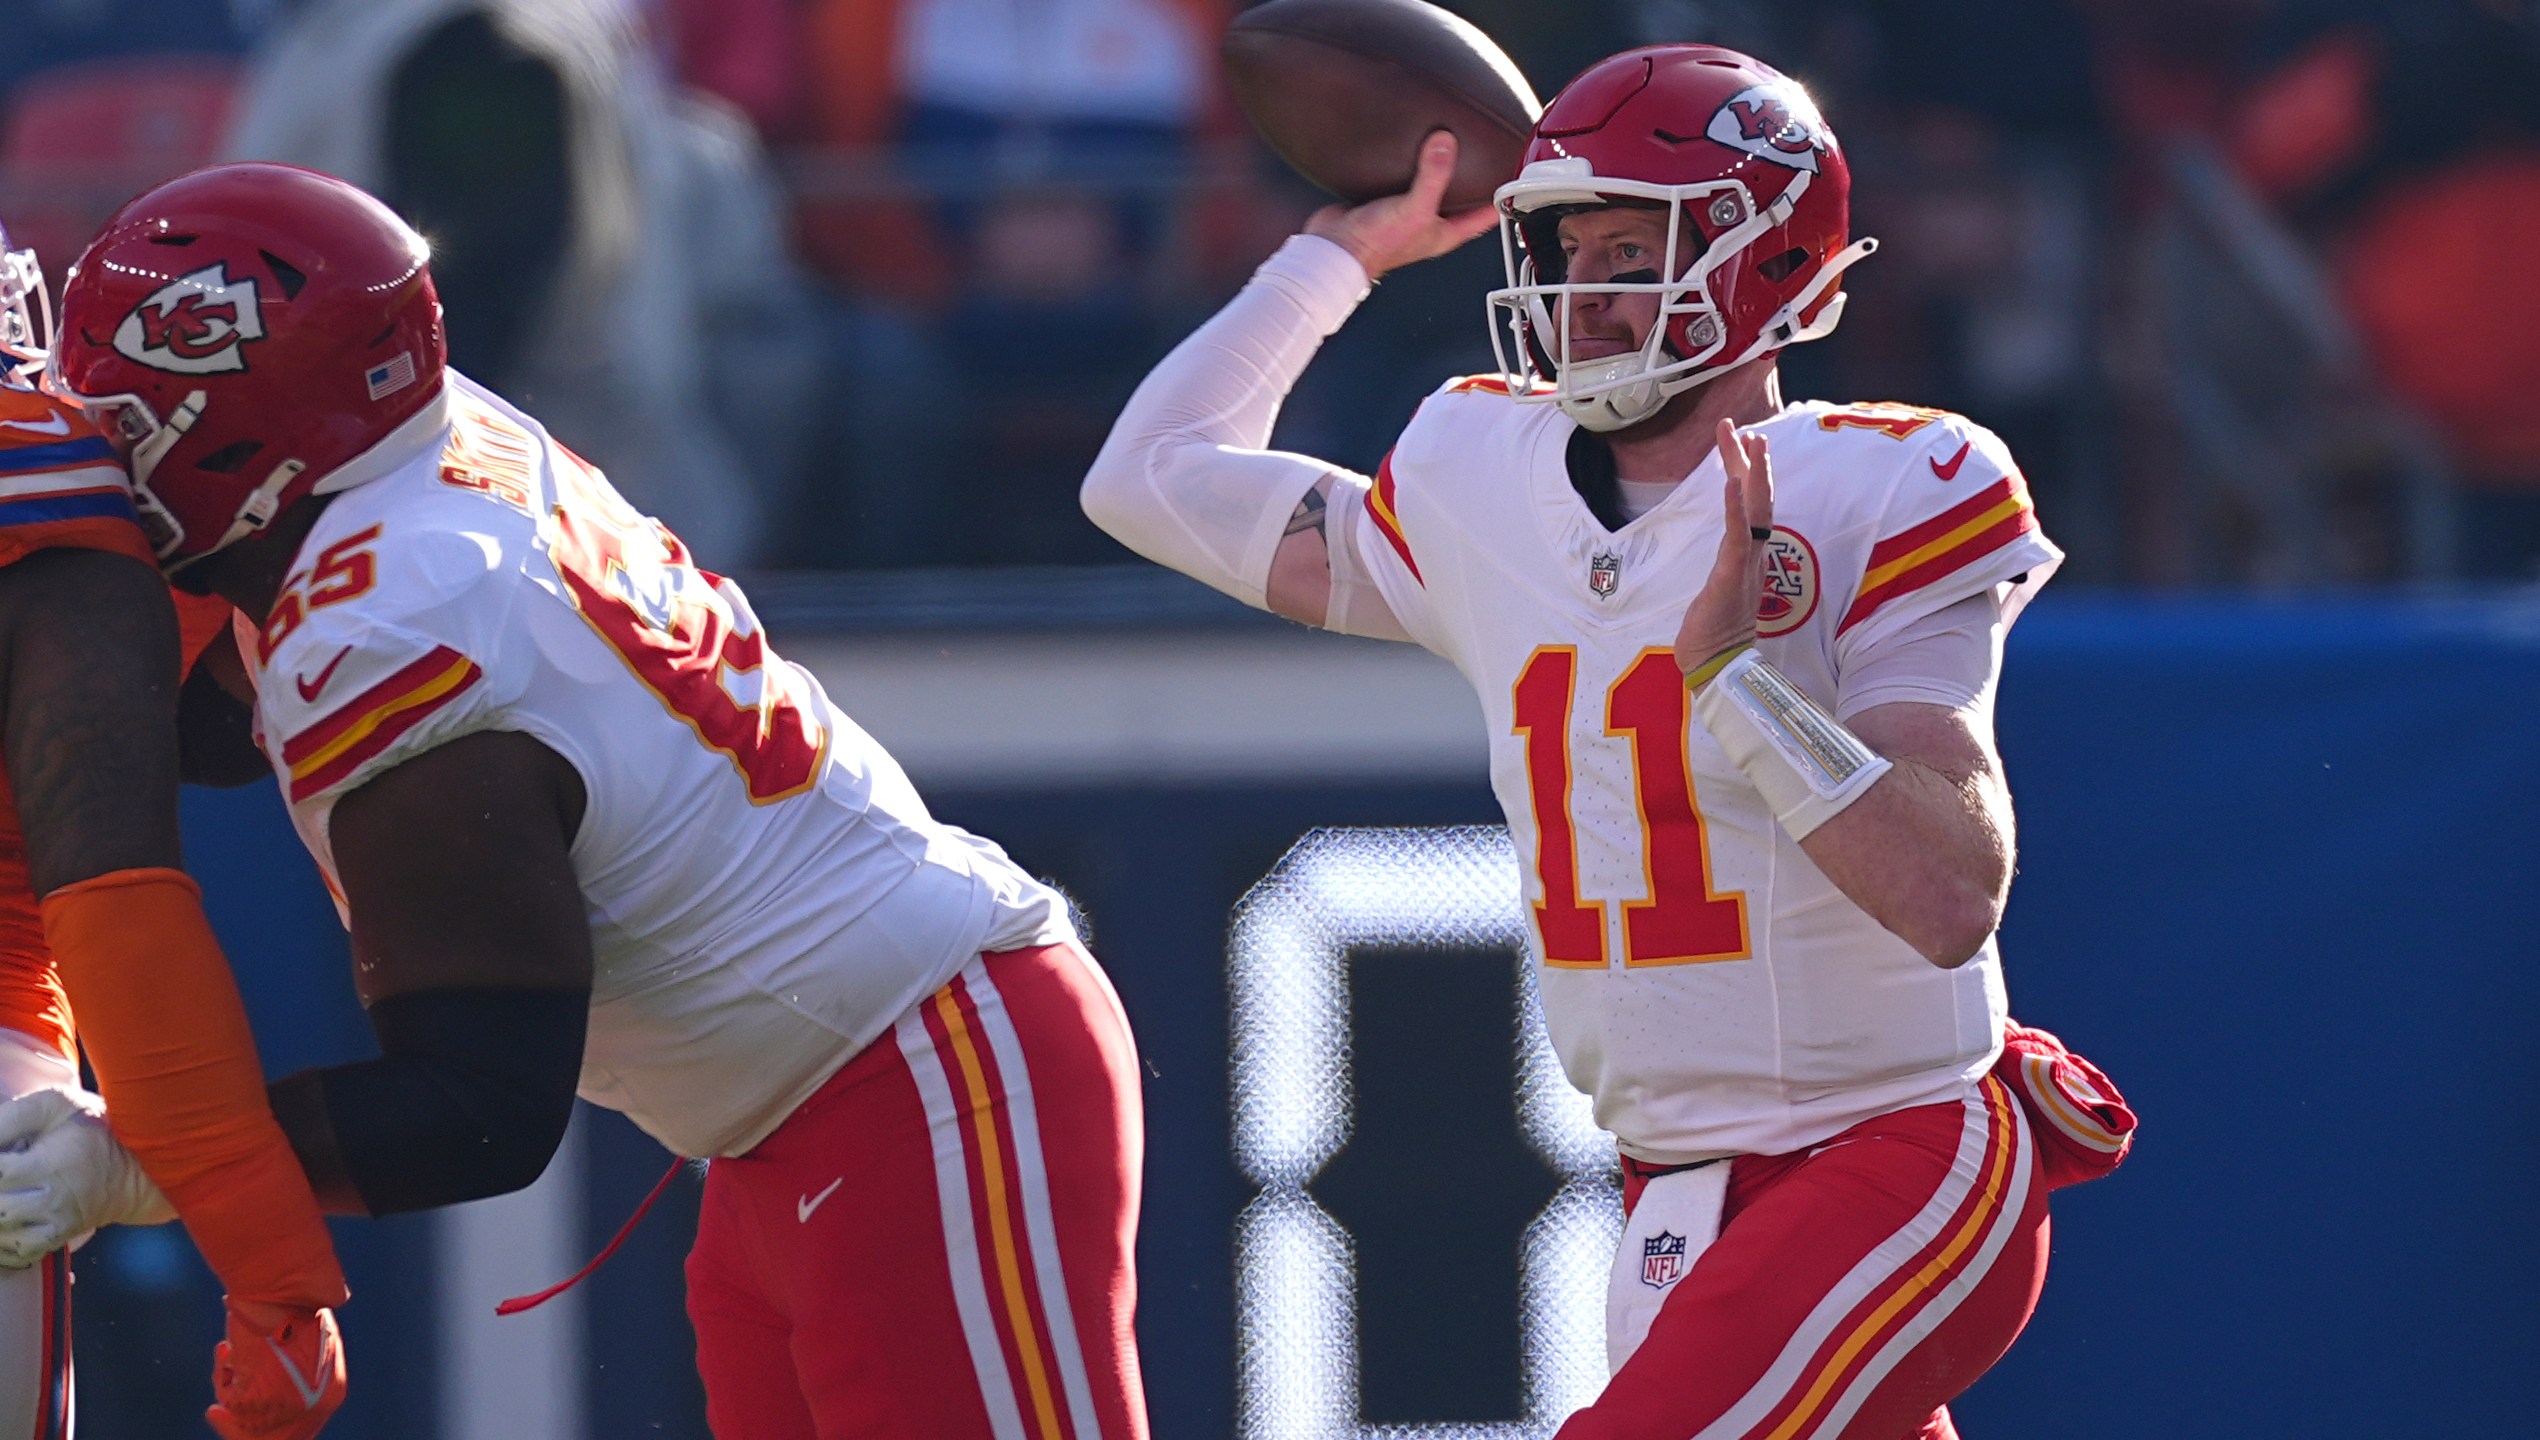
[1641,1230,1688,1289]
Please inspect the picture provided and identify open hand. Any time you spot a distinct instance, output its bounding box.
[1304,131,1500,282]
[1675,419,1775,681]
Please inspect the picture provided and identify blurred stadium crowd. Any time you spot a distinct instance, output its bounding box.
[5,0,2538,582]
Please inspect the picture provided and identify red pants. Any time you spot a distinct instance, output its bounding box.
[687,943,1148,1440]
[1559,1077,2050,1440]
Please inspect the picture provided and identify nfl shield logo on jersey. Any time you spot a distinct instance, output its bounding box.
[1588,551,1622,600]
[1641,1230,1688,1289]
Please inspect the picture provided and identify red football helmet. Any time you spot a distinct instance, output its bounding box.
[1486,45,1876,431]
[48,162,446,573]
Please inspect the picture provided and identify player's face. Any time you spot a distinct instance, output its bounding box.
[1555,206,1673,361]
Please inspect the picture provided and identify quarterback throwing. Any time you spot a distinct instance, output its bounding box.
[1084,44,2133,1440]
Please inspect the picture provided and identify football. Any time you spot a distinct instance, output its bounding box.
[1222,0,1543,213]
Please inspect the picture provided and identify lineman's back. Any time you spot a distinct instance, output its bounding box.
[253,373,1071,1159]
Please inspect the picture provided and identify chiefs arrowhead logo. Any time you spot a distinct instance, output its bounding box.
[112,264,265,374]
[1754,526,1820,637]
[1706,84,1827,173]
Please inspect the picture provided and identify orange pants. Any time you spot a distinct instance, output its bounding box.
[687,943,1148,1439]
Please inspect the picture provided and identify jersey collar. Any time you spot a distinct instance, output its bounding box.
[310,378,454,497]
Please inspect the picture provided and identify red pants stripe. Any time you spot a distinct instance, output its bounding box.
[1561,1078,2049,1440]
[32,1252,65,1440]
[687,943,1148,1440]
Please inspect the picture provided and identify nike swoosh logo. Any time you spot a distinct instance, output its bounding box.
[0,412,71,437]
[798,1177,844,1223]
[1929,441,1972,481]
[266,1329,330,1410]
[294,646,355,703]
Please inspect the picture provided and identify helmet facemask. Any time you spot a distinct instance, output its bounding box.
[44,360,213,563]
[46,352,299,577]
[1486,159,1876,432]
[0,235,51,386]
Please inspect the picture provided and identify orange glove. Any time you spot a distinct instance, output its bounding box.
[206,1298,347,1440]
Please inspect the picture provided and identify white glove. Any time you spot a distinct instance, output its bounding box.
[0,1086,177,1268]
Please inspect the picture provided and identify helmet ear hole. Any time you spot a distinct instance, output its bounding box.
[1756,247,1809,283]
[260,253,308,299]
[198,440,264,473]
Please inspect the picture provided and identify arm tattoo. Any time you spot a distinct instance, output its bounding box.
[1283,485,1330,539]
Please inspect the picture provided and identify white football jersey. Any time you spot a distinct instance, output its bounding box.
[1351,380,2063,1164]
[251,373,1072,1159]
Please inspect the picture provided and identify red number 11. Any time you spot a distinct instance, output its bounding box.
[1513,647,1751,969]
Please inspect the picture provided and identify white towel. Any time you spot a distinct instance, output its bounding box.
[1605,1161,1731,1375]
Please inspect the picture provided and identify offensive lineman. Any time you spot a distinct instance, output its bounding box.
[0,226,350,1436]
[1082,47,2132,1438]
[13,164,1148,1439]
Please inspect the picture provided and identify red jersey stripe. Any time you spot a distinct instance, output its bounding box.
[280,646,476,766]
[1366,451,1423,585]
[1861,472,2029,572]
[283,656,483,801]
[1838,506,2039,637]
[285,666,480,802]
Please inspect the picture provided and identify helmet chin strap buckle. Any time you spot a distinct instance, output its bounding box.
[208,457,307,554]
[129,389,209,486]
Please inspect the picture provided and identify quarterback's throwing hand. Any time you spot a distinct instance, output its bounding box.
[1676,420,1776,683]
[1304,130,1500,282]
[207,1299,347,1440]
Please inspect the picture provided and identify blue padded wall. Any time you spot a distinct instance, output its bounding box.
[82,593,2537,1438]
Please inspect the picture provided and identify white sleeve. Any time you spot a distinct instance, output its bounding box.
[1319,479,1417,642]
[1832,588,2004,721]
[255,525,516,809]
[1079,234,1376,612]
[262,618,501,808]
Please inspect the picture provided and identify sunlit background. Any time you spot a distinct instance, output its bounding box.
[9,0,2538,1435]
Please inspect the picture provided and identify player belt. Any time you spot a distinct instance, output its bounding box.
[1617,1153,1729,1184]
